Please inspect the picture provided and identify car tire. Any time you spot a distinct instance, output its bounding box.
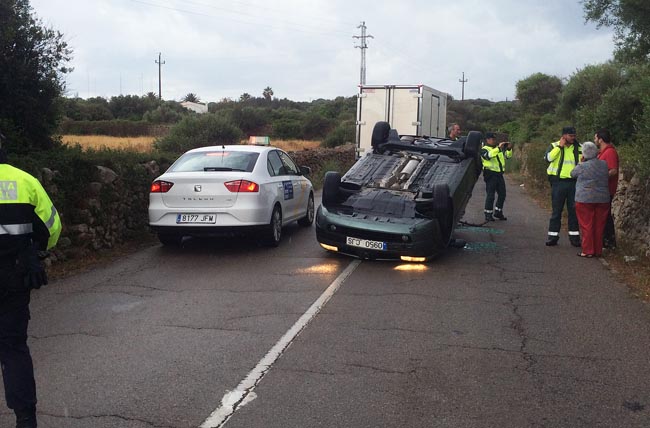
[463,131,482,158]
[264,205,282,247]
[371,121,391,152]
[158,233,183,246]
[432,184,453,246]
[298,192,315,226]
[322,171,341,208]
[464,131,483,175]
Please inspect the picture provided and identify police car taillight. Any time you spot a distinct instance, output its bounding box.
[224,180,259,193]
[150,180,174,193]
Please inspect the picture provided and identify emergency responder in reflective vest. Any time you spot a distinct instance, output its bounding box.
[544,126,582,247]
[0,131,61,428]
[481,132,513,221]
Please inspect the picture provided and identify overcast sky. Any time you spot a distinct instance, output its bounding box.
[29,0,615,103]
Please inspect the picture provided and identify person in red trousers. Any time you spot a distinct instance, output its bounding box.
[570,141,610,257]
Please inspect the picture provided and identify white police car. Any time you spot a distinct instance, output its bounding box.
[148,144,314,246]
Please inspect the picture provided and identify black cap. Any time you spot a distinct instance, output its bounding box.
[562,126,576,135]
[485,132,496,139]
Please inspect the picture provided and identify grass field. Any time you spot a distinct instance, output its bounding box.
[61,135,322,153]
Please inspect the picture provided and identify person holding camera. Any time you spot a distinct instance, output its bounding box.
[481,132,513,221]
[0,131,61,428]
[544,126,582,247]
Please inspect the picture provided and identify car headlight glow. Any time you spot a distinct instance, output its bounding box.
[320,243,338,252]
[400,256,426,263]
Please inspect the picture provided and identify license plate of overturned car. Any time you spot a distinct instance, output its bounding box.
[176,214,216,224]
[346,236,387,251]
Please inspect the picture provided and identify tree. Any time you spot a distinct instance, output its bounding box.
[154,115,242,153]
[583,0,650,63]
[0,0,72,151]
[263,86,274,101]
[239,93,252,102]
[515,73,563,116]
[182,93,200,103]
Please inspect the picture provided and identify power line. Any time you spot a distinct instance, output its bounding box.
[353,21,373,85]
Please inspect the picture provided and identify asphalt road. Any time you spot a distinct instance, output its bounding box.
[1,178,649,428]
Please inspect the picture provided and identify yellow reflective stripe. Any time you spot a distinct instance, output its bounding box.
[0,223,33,235]
[0,164,62,249]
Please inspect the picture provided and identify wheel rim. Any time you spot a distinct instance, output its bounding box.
[273,209,282,241]
[307,195,314,222]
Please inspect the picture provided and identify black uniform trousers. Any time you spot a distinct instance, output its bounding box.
[603,195,617,247]
[0,259,37,412]
[483,170,506,212]
[548,177,580,240]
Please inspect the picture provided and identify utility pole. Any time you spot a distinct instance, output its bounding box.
[155,52,165,101]
[353,21,373,85]
[459,72,468,101]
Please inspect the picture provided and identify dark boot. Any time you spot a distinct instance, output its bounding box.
[570,237,582,247]
[15,407,37,428]
[494,210,507,220]
[545,237,558,246]
[484,211,495,222]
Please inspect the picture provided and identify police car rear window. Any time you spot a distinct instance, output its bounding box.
[170,151,260,173]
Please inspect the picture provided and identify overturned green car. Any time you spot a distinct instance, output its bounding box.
[316,121,482,262]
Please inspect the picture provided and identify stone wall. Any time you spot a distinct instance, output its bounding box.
[612,168,650,256]
[41,144,356,263]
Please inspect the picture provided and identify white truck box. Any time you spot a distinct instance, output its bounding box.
[355,84,448,157]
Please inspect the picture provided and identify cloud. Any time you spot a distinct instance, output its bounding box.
[30,0,615,102]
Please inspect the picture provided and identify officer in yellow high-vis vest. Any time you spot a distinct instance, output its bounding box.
[481,132,513,221]
[0,131,61,428]
[544,126,582,247]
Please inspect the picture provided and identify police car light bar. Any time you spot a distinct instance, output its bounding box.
[248,136,270,146]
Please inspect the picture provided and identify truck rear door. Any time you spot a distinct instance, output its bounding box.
[389,87,421,137]
[356,87,389,157]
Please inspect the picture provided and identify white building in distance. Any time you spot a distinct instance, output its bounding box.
[180,101,208,114]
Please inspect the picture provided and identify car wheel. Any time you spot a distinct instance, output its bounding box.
[298,192,315,226]
[158,233,183,246]
[322,171,341,208]
[463,131,482,158]
[464,131,483,174]
[432,184,453,246]
[371,121,391,152]
[264,205,282,247]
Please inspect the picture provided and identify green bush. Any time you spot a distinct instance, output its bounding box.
[311,159,346,190]
[153,114,243,153]
[59,120,153,137]
[302,114,332,140]
[322,121,355,147]
[272,119,303,139]
[521,141,550,190]
[143,105,183,124]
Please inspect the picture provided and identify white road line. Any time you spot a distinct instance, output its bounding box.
[199,259,361,428]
